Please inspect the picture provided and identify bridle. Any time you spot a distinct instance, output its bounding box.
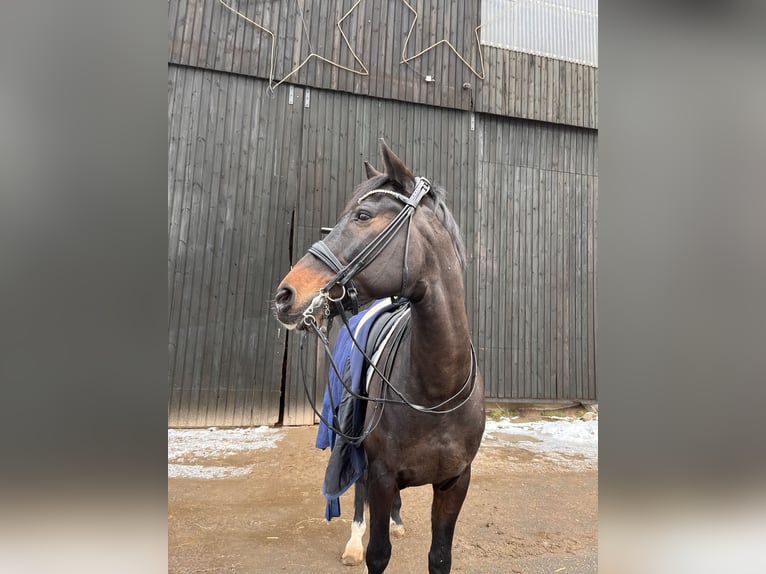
[303,177,432,323]
[294,176,479,442]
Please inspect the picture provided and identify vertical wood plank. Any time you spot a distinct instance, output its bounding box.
[591,173,598,400]
[530,166,539,398]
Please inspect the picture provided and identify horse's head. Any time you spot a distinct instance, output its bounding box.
[274,141,464,330]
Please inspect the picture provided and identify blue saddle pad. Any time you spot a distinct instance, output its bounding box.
[315,298,404,520]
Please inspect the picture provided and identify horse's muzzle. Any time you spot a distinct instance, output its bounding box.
[274,287,327,331]
[273,285,303,330]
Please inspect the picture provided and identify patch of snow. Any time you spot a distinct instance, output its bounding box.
[483,417,598,468]
[168,426,284,462]
[168,464,255,479]
[168,426,284,479]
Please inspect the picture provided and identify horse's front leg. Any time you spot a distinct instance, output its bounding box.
[365,465,397,574]
[427,465,472,574]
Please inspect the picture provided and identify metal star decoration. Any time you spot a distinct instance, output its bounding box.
[218,0,369,91]
[399,0,487,80]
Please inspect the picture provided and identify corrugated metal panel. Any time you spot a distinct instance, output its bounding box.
[481,0,598,67]
[167,0,597,129]
[168,65,303,427]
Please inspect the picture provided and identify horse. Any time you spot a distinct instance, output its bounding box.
[274,142,485,574]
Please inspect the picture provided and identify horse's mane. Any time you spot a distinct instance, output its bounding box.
[428,184,467,271]
[356,175,467,271]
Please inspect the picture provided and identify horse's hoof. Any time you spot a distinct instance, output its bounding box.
[389,523,406,539]
[341,546,364,566]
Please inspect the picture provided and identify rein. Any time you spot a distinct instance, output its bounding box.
[316,311,479,413]
[298,177,479,443]
[299,308,480,443]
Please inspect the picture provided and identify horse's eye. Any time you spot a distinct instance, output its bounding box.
[356,210,373,223]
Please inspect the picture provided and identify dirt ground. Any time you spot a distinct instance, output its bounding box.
[168,422,597,574]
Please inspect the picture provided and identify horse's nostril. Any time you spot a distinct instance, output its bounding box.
[275,286,295,309]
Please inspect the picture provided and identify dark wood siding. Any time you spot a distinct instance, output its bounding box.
[168,63,597,425]
[168,0,597,129]
[167,0,599,426]
[473,118,598,401]
[168,65,304,427]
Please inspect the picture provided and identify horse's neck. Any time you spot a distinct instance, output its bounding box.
[407,273,472,397]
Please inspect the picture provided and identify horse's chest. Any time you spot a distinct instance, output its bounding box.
[373,426,479,487]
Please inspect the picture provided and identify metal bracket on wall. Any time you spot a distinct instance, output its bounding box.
[288,85,294,105]
[304,88,311,108]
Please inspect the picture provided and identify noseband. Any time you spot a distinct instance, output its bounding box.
[304,177,432,324]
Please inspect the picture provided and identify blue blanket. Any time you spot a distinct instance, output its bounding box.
[315,299,399,520]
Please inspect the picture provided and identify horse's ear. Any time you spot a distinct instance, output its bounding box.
[364,160,383,179]
[380,140,415,190]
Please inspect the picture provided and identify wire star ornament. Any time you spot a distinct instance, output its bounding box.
[399,1,521,82]
[400,0,487,80]
[218,0,369,92]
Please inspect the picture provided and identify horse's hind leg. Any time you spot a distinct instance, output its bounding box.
[389,491,405,539]
[341,481,366,566]
[427,465,472,574]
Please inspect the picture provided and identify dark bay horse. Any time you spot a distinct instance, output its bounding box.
[274,142,485,573]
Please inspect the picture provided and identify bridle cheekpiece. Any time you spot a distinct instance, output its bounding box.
[305,177,431,324]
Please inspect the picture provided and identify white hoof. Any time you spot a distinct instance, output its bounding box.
[389,521,406,539]
[341,544,364,566]
[341,520,366,566]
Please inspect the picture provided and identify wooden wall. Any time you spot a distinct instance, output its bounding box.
[168,65,303,426]
[167,0,597,129]
[168,64,598,426]
[474,117,598,402]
